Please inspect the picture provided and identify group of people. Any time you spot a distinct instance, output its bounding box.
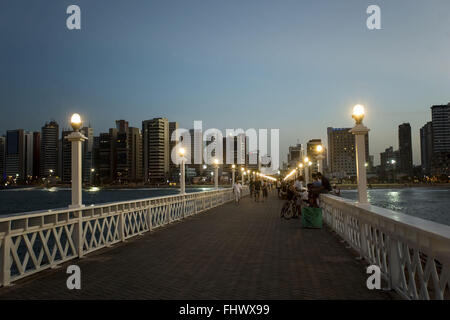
[278,172,333,210]
[232,178,274,204]
[249,179,272,202]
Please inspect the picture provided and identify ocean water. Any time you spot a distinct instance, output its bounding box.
[0,187,216,216]
[341,188,450,226]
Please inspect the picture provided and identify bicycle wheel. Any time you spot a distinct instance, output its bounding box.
[284,203,294,219]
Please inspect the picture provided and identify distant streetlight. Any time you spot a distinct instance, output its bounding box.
[316,145,324,173]
[179,147,186,194]
[213,158,219,189]
[67,113,87,208]
[349,104,369,204]
[240,167,245,184]
[303,157,310,184]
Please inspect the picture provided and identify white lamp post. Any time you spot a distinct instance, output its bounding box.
[316,145,324,173]
[231,164,236,186]
[304,157,310,185]
[214,158,219,189]
[240,167,245,185]
[179,147,186,194]
[67,113,87,209]
[247,170,251,184]
[349,104,370,204]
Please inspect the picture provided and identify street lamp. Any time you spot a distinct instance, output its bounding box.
[240,167,245,185]
[247,169,251,184]
[316,145,324,173]
[67,113,87,208]
[179,147,186,194]
[231,164,236,186]
[349,104,370,204]
[303,157,310,184]
[214,158,219,189]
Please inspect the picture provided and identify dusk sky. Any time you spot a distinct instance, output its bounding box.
[1,0,449,165]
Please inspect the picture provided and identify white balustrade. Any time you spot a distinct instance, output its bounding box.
[0,187,248,287]
[320,194,450,300]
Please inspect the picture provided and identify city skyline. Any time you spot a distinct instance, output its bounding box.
[2,1,450,166]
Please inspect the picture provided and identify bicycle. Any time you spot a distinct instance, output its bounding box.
[280,196,300,220]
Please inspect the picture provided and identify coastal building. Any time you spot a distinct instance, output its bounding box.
[379,146,399,181]
[142,118,169,183]
[82,126,94,183]
[24,132,34,179]
[98,129,117,183]
[306,139,327,174]
[287,143,302,169]
[5,129,25,180]
[0,136,5,181]
[40,120,59,177]
[420,121,433,176]
[327,127,369,178]
[398,123,413,176]
[61,130,72,182]
[430,103,450,175]
[32,132,40,180]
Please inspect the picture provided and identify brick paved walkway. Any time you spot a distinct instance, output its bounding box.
[0,192,395,299]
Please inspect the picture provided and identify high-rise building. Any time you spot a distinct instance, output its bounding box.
[98,128,117,183]
[142,118,169,183]
[0,136,6,182]
[327,127,369,178]
[61,130,72,182]
[82,126,94,183]
[287,144,302,169]
[380,146,399,181]
[32,132,41,179]
[430,103,450,175]
[24,132,34,179]
[40,120,59,177]
[128,127,143,182]
[306,139,327,173]
[420,122,433,176]
[5,129,25,180]
[398,123,413,176]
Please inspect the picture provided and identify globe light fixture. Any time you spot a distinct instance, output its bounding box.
[316,145,323,153]
[179,147,186,157]
[70,113,82,131]
[298,163,303,168]
[304,156,309,163]
[352,104,365,124]
[214,158,219,166]
[232,164,236,169]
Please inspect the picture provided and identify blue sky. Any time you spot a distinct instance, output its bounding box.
[1,0,449,165]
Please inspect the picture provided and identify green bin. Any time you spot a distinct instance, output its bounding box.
[301,207,323,229]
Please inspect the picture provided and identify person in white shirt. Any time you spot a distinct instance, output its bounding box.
[233,182,242,204]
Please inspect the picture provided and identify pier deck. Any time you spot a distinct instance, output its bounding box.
[0,192,395,299]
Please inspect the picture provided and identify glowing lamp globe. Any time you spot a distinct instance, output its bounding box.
[352,105,365,124]
[179,147,186,157]
[316,145,323,153]
[71,113,82,131]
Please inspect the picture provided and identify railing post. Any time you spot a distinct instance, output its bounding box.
[147,205,153,232]
[167,200,172,224]
[182,196,186,219]
[73,210,84,258]
[358,219,369,260]
[0,229,11,286]
[119,211,125,242]
[388,236,401,292]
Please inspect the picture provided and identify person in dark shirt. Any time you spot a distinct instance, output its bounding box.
[254,179,262,202]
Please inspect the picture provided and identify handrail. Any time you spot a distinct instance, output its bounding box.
[0,187,248,287]
[320,194,450,300]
